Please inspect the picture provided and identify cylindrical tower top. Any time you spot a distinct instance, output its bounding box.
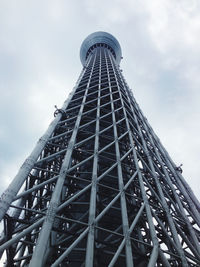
[80,31,122,66]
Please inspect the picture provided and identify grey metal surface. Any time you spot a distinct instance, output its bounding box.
[0,33,200,266]
[80,31,122,65]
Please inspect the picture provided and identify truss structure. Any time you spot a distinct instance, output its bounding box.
[0,32,200,267]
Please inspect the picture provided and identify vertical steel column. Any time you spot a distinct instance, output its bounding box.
[105,49,134,267]
[134,95,200,226]
[131,95,200,256]
[115,63,189,266]
[117,66,200,263]
[29,52,96,267]
[0,86,77,221]
[107,50,159,266]
[85,47,101,266]
[133,95,200,218]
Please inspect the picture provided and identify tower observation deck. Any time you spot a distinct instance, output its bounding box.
[0,32,200,266]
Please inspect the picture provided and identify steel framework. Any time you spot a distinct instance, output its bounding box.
[0,32,200,266]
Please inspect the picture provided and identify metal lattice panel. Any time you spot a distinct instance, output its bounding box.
[0,32,200,267]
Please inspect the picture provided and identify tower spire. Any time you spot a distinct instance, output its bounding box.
[0,32,199,266]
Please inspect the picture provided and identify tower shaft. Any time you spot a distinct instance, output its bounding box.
[0,32,200,266]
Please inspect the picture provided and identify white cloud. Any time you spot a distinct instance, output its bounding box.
[0,0,199,202]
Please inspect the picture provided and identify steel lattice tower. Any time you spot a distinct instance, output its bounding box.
[0,32,200,267]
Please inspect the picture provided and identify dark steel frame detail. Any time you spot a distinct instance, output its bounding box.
[0,33,200,267]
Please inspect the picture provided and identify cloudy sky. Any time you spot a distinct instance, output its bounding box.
[0,0,200,201]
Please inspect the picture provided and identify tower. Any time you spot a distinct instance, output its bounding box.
[0,31,200,266]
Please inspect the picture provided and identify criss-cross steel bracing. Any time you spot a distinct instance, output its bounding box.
[0,32,200,267]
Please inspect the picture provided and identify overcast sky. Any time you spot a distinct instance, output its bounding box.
[0,0,199,200]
